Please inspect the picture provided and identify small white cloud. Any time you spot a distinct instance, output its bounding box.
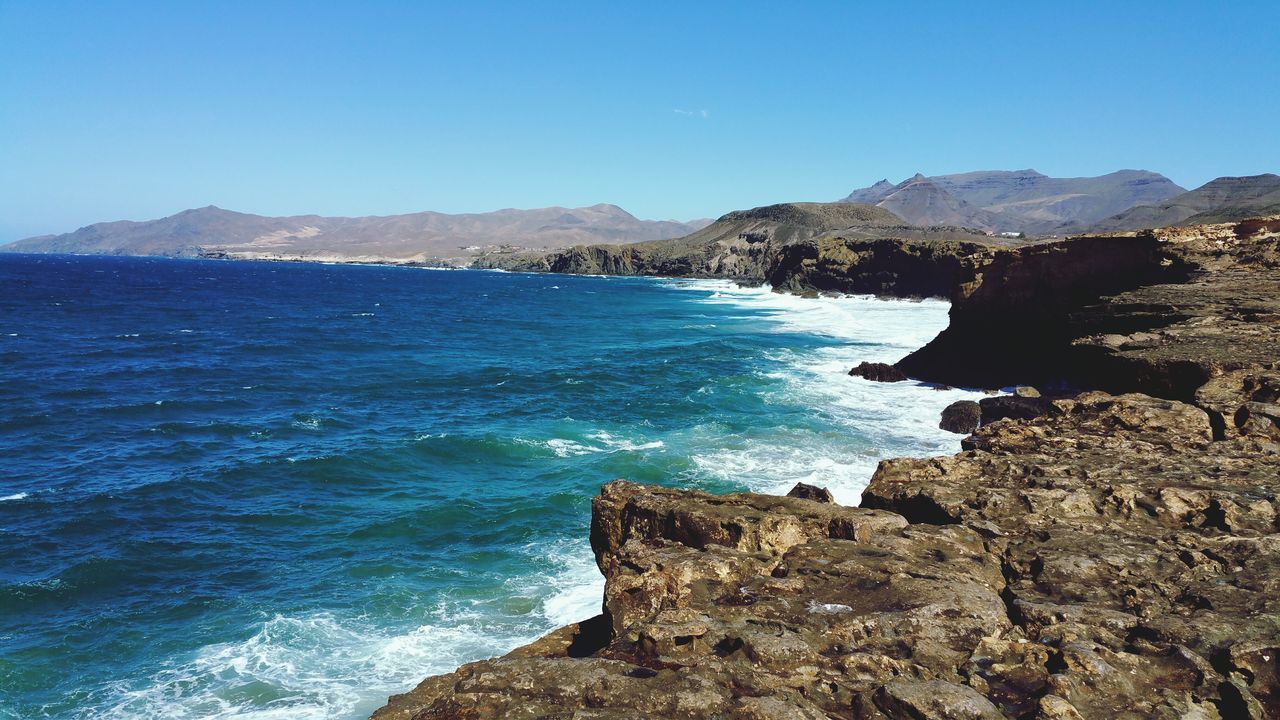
[673,108,710,119]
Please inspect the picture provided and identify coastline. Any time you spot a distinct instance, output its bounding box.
[373,217,1280,718]
[0,254,991,718]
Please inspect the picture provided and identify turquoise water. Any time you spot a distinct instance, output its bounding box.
[0,255,983,719]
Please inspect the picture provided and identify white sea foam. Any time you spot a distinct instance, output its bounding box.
[86,541,603,720]
[1,492,29,502]
[666,279,987,504]
[530,430,665,458]
[87,613,520,720]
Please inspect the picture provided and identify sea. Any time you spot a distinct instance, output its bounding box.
[0,254,986,719]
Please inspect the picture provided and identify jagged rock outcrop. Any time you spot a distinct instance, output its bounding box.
[865,390,1279,717]
[375,482,1008,719]
[765,236,999,298]
[848,362,909,383]
[896,217,1280,395]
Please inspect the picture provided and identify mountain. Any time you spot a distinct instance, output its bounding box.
[1089,174,1280,231]
[865,174,1005,229]
[840,169,1185,234]
[1,205,713,262]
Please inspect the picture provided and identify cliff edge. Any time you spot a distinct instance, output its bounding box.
[375,217,1279,719]
[475,202,1011,300]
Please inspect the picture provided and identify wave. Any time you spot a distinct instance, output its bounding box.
[1,492,29,502]
[658,278,984,503]
[82,544,602,720]
[521,430,666,458]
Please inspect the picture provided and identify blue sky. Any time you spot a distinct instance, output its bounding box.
[1,1,1277,241]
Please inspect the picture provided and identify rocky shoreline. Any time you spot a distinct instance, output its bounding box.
[373,218,1279,719]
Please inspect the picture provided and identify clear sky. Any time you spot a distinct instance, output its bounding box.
[1,1,1277,241]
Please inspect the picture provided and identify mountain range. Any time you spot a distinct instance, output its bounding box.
[841,169,1187,234]
[7,171,1278,262]
[1089,173,1280,231]
[0,205,712,263]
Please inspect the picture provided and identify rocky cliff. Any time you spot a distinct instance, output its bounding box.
[375,217,1279,719]
[477,201,1010,300]
[896,216,1280,397]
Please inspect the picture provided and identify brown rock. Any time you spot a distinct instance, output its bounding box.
[858,679,1004,719]
[939,400,982,434]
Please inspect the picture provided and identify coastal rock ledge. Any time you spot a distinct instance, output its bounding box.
[375,217,1279,719]
[374,390,1278,718]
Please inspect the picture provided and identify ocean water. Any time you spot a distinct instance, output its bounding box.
[0,254,985,719]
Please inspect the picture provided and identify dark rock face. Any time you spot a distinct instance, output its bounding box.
[849,361,909,383]
[896,217,1280,397]
[939,400,982,434]
[785,482,834,503]
[977,395,1054,424]
[764,236,997,299]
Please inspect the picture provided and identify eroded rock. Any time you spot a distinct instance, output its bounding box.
[940,400,982,434]
[850,361,909,382]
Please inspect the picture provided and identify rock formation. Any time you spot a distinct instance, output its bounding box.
[479,202,1012,300]
[374,216,1279,719]
[896,217,1280,396]
[939,400,982,434]
[848,362,909,383]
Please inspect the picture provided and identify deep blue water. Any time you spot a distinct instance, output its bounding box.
[0,254,982,719]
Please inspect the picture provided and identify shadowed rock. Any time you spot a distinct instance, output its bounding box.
[849,361,909,382]
[978,395,1054,424]
[786,482,834,503]
[940,400,982,434]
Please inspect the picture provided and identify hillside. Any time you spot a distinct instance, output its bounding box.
[474,201,1014,299]
[475,202,911,278]
[841,169,1184,234]
[1088,173,1280,231]
[0,205,712,263]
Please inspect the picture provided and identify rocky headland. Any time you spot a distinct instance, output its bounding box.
[375,217,1279,719]
[475,202,1022,301]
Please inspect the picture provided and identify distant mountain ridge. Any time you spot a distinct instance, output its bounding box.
[1088,174,1280,231]
[1,205,713,262]
[841,169,1186,234]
